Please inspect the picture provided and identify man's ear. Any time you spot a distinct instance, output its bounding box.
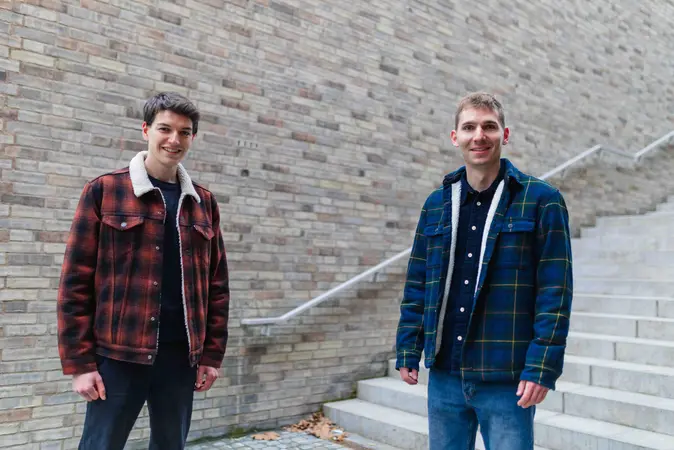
[502,127,510,145]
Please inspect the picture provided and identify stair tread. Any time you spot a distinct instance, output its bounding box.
[569,331,674,347]
[564,354,674,376]
[573,293,674,301]
[326,396,674,449]
[325,398,427,432]
[556,380,674,411]
[573,311,674,322]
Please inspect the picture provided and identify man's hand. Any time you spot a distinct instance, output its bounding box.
[516,380,549,408]
[400,368,419,385]
[195,365,219,392]
[73,371,106,402]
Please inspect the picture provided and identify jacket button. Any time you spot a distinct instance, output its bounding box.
[150,317,156,322]
[153,281,158,286]
[148,355,152,360]
[121,222,127,228]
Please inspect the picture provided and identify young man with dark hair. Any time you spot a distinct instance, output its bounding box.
[396,93,573,450]
[57,92,230,450]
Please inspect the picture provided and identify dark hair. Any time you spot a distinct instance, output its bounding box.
[143,92,201,135]
[454,92,505,129]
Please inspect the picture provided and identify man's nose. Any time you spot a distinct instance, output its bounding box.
[474,127,485,140]
[168,132,180,144]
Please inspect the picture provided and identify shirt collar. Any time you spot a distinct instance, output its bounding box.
[460,160,505,205]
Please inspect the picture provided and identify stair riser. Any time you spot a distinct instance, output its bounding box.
[564,363,674,400]
[545,390,674,437]
[572,296,670,318]
[573,240,674,253]
[581,225,674,239]
[574,265,674,280]
[596,213,674,227]
[573,252,674,265]
[327,404,659,450]
[358,381,428,417]
[324,405,427,450]
[574,279,674,297]
[571,315,674,340]
[534,422,655,450]
[567,337,674,368]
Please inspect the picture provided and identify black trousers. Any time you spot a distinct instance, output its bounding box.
[78,342,197,450]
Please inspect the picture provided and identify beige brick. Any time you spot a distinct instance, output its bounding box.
[10,50,55,67]
[88,55,126,72]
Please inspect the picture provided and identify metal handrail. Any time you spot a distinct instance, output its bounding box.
[241,130,674,329]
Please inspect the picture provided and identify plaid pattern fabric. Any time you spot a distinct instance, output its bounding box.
[396,159,573,389]
[57,155,230,375]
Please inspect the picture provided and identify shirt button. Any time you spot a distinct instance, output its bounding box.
[464,280,469,285]
[468,253,473,258]
[460,307,465,312]
[477,202,482,206]
[457,336,463,341]
[153,281,158,286]
[471,226,477,231]
[508,223,513,229]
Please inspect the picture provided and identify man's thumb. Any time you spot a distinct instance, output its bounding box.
[95,374,106,400]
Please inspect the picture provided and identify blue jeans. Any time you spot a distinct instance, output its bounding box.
[78,342,197,450]
[428,368,535,450]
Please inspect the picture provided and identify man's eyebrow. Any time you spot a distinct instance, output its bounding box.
[156,122,193,131]
[460,120,498,125]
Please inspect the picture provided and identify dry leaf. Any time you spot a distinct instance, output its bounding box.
[251,431,280,441]
[284,412,348,443]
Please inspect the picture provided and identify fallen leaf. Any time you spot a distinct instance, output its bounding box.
[284,412,348,443]
[251,431,280,441]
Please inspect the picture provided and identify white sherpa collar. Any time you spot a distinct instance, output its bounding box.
[128,151,201,203]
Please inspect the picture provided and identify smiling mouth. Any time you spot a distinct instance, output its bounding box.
[162,147,182,154]
[471,146,491,152]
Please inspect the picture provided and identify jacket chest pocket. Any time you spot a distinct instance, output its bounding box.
[493,219,535,269]
[182,222,214,261]
[423,225,444,268]
[101,215,145,259]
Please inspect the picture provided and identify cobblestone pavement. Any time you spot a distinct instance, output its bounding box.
[187,430,347,450]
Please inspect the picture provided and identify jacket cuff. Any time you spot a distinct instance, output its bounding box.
[395,351,421,372]
[199,351,225,369]
[62,359,97,376]
[519,367,558,390]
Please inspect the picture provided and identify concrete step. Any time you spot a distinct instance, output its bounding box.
[572,250,674,265]
[562,355,674,399]
[325,397,552,450]
[574,264,674,280]
[574,277,674,296]
[572,294,674,318]
[546,381,674,437]
[581,222,674,239]
[567,331,674,368]
[572,236,674,252]
[595,212,674,227]
[324,399,427,449]
[326,381,674,449]
[571,312,674,340]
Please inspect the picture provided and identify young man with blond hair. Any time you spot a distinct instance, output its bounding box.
[396,92,573,450]
[57,92,230,449]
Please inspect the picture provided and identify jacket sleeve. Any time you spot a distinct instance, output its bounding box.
[199,195,230,368]
[57,182,101,375]
[520,189,573,389]
[395,202,428,371]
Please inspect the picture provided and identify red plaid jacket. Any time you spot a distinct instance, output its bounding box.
[57,151,230,375]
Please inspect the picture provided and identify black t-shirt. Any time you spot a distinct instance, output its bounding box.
[149,176,187,344]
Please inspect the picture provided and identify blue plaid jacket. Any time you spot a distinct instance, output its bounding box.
[396,159,573,389]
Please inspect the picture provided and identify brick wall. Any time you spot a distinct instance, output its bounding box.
[1,0,673,447]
